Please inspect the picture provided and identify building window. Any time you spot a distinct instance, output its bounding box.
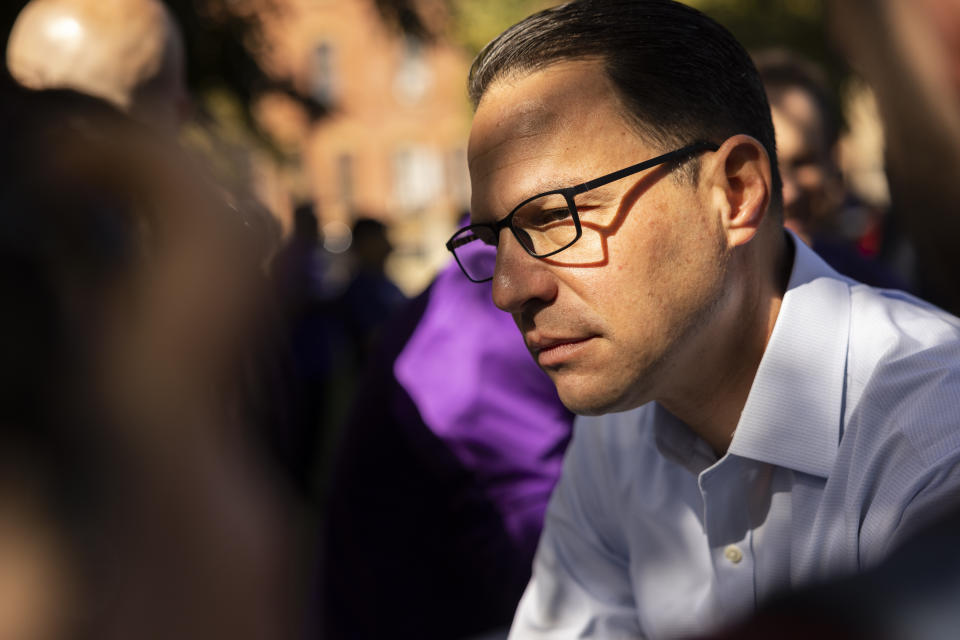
[393,146,443,213]
[309,41,336,104]
[337,153,354,212]
[393,36,431,105]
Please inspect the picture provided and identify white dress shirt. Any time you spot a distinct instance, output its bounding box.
[509,234,960,639]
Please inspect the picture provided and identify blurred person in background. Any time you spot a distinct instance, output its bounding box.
[291,215,408,487]
[272,203,349,498]
[3,0,285,264]
[339,216,407,367]
[321,252,573,640]
[755,49,911,290]
[0,83,301,640]
[6,0,191,133]
[4,0,281,261]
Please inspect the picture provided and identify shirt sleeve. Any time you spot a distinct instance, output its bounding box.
[509,419,643,639]
[884,451,960,554]
[853,357,960,567]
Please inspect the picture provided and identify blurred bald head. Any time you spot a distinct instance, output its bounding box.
[6,0,190,131]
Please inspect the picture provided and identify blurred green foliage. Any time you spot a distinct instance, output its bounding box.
[449,0,556,55]
[687,0,843,82]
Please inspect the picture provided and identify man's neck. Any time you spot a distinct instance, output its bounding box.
[659,230,794,457]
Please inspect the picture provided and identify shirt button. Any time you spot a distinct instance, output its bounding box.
[723,544,743,564]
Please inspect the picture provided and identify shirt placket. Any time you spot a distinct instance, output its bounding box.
[699,458,757,617]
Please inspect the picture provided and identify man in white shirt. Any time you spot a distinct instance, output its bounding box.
[444,0,960,637]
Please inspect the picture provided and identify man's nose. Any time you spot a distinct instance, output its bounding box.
[491,229,558,314]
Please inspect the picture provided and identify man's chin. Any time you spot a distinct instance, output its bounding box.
[554,380,636,417]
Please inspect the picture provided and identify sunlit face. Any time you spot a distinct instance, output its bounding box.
[468,60,731,415]
[770,87,842,242]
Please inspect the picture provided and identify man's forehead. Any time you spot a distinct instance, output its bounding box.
[469,62,619,149]
[469,65,632,173]
[468,95,562,168]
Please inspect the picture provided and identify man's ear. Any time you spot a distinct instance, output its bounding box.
[704,134,773,248]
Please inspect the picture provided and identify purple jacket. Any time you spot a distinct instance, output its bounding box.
[322,260,573,640]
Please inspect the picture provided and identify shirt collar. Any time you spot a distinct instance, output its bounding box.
[727,231,852,478]
[652,402,720,476]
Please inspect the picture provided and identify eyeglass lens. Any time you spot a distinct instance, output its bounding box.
[454,189,619,281]
[451,226,497,282]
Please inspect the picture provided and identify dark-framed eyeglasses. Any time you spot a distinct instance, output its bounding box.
[446,141,719,283]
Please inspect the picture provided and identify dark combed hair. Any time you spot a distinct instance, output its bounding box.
[468,0,781,211]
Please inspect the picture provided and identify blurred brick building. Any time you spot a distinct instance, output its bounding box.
[252,0,472,293]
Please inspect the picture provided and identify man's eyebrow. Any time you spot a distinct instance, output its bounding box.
[527,173,584,194]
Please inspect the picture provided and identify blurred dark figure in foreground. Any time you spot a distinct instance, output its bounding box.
[6,0,299,502]
[755,50,910,290]
[6,0,191,132]
[0,85,301,640]
[321,259,574,640]
[339,217,407,366]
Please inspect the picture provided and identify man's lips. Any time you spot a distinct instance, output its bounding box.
[527,335,595,367]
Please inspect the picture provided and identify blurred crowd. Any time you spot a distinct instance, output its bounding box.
[0,2,571,638]
[1,0,960,639]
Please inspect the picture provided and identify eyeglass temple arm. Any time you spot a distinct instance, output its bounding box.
[571,141,719,195]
